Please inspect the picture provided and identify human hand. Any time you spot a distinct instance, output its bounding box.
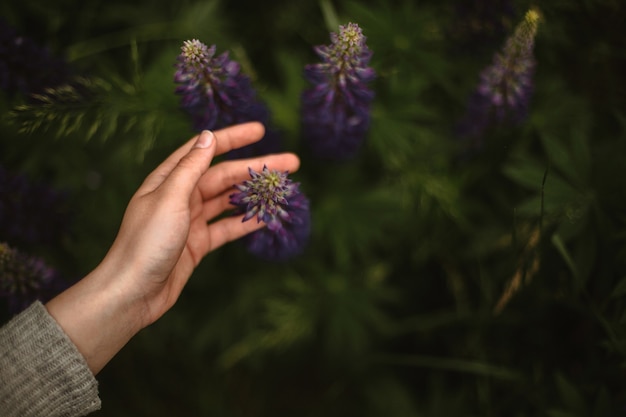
[105,122,300,327]
[46,122,300,374]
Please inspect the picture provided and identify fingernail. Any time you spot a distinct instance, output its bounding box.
[194,130,214,149]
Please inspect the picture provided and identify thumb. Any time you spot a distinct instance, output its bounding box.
[162,130,216,197]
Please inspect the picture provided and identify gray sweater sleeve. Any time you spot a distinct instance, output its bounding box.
[0,301,101,417]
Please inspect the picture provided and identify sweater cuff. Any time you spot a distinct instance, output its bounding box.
[0,301,101,417]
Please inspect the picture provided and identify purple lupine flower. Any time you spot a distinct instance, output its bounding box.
[457,9,541,144]
[229,166,310,261]
[0,242,65,314]
[0,165,71,248]
[173,39,281,158]
[0,18,71,97]
[301,23,376,160]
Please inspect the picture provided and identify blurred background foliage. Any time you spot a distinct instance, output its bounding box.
[2,0,626,415]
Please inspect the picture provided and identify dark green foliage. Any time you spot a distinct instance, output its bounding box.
[2,0,626,415]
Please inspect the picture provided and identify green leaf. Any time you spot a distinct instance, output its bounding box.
[569,129,592,182]
[552,233,580,283]
[540,133,586,187]
[554,372,587,415]
[373,354,522,381]
[611,277,626,298]
[503,156,549,191]
[319,0,339,31]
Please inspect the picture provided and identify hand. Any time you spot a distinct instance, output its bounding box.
[106,123,299,326]
[45,122,300,374]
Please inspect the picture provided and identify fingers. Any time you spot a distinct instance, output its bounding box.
[140,122,265,193]
[202,190,234,221]
[195,214,266,259]
[159,130,217,198]
[197,152,301,202]
[213,122,265,156]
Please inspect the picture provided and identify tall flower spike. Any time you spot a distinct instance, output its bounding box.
[0,242,65,314]
[174,39,282,158]
[229,166,310,261]
[457,9,541,144]
[301,23,376,160]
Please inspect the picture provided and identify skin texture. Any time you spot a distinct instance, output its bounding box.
[45,122,300,374]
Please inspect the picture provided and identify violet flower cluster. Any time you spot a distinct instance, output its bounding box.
[174,24,375,260]
[457,9,540,143]
[229,166,310,261]
[0,242,64,313]
[0,18,71,97]
[301,22,376,160]
[0,166,70,313]
[174,39,280,158]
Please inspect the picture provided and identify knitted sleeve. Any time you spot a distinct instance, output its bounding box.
[0,301,101,417]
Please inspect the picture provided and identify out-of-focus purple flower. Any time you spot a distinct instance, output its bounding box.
[173,39,260,130]
[174,39,281,158]
[0,165,71,247]
[0,242,65,314]
[457,9,541,144]
[229,166,310,261]
[0,18,71,97]
[301,23,376,160]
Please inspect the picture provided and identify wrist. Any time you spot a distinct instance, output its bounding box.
[45,262,145,374]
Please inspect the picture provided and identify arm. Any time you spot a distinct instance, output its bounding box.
[45,122,300,374]
[0,302,100,417]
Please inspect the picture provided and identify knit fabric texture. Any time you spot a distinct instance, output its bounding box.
[0,301,101,416]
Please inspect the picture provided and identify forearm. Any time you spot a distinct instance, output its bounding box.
[45,261,145,375]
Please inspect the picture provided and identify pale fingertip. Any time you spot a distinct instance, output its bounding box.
[193,130,215,149]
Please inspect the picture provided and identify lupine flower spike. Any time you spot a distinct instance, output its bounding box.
[458,9,541,144]
[0,243,64,314]
[229,166,310,261]
[301,23,376,160]
[174,39,281,158]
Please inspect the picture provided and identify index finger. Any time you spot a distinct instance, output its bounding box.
[140,122,265,192]
[198,153,301,201]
